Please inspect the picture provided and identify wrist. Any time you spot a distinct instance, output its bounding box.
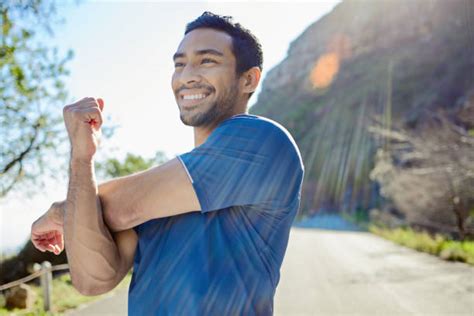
[70,148,95,164]
[50,201,65,224]
[70,156,94,167]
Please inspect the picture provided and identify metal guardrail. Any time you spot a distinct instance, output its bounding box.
[0,262,69,311]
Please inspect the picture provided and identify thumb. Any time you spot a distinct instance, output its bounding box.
[97,98,105,111]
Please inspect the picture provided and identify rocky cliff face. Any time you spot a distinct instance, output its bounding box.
[251,0,474,215]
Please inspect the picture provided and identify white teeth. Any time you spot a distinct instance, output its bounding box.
[183,94,207,100]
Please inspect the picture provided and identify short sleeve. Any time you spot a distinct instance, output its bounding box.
[178,117,304,213]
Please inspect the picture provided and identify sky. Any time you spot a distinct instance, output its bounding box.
[1,0,341,253]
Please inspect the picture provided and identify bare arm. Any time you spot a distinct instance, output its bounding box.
[60,97,137,295]
[98,157,201,232]
[64,158,137,295]
[33,96,199,295]
[31,179,137,296]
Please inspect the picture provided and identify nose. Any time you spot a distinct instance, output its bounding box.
[179,63,202,85]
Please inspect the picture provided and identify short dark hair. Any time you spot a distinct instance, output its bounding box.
[185,12,263,98]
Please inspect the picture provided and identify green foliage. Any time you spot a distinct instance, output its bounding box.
[369,225,474,265]
[97,151,168,179]
[0,0,74,198]
[0,273,132,315]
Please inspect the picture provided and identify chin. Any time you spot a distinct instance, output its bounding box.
[179,108,221,127]
[179,111,205,127]
[180,114,195,126]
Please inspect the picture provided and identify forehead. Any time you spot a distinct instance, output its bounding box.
[175,28,234,58]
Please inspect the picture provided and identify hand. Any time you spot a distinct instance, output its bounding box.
[63,97,105,160]
[31,201,65,255]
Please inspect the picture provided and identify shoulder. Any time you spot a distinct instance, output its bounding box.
[216,114,299,146]
[208,114,304,172]
[218,113,287,132]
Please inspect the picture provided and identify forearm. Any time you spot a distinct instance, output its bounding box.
[64,158,122,295]
[96,158,198,232]
[54,172,140,234]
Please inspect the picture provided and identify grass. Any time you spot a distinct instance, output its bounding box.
[0,272,132,315]
[369,224,474,266]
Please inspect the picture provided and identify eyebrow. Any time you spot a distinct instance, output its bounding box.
[173,49,224,61]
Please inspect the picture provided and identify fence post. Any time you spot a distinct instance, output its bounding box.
[39,261,52,312]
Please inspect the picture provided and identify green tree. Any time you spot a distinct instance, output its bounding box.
[0,150,168,284]
[97,151,168,179]
[0,0,74,197]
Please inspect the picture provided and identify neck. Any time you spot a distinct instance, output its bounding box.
[193,109,248,147]
[193,124,215,147]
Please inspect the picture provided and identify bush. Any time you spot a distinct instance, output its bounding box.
[369,224,474,266]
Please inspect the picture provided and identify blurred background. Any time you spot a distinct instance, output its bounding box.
[1,0,473,315]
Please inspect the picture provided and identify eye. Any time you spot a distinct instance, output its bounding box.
[201,58,216,64]
[174,62,184,68]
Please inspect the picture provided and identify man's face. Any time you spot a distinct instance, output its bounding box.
[172,28,241,127]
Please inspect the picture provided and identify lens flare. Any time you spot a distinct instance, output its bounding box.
[309,53,340,89]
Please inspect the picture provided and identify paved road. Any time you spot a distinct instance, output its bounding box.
[67,228,474,316]
[275,228,473,316]
[66,289,128,316]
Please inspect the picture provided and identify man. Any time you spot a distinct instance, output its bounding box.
[31,12,304,315]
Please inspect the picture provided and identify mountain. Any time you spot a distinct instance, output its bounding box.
[251,0,474,217]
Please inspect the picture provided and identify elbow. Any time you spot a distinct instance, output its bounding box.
[104,208,135,232]
[101,193,141,232]
[75,285,108,297]
[104,212,127,232]
[73,279,114,296]
[102,201,129,232]
[71,273,116,296]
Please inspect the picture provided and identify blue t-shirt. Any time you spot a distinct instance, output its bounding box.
[128,114,304,315]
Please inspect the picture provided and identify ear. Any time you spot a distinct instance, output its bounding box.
[240,67,261,97]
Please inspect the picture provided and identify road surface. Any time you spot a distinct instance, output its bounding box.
[66,228,474,316]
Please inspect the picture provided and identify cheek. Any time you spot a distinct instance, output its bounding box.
[171,72,181,91]
[171,75,177,90]
[209,69,235,90]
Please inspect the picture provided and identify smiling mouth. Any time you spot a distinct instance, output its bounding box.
[182,93,208,100]
[179,92,212,108]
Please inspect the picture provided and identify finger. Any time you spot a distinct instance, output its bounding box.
[71,97,95,107]
[55,232,64,253]
[76,108,103,128]
[52,244,60,255]
[75,102,101,110]
[79,97,95,103]
[34,234,52,242]
[31,239,45,252]
[47,244,56,253]
[35,240,48,252]
[71,106,102,121]
[37,231,56,239]
[97,98,104,112]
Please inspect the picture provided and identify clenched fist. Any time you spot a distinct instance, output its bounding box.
[31,201,65,255]
[63,97,105,160]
